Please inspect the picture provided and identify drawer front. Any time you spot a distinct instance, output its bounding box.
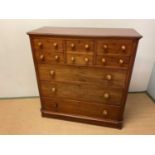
[96,55,130,69]
[66,39,94,52]
[33,37,64,52]
[40,82,123,105]
[97,39,133,55]
[34,50,65,64]
[67,52,94,66]
[42,97,121,120]
[38,64,127,88]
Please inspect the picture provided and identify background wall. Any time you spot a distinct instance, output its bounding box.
[0,19,155,97]
[147,63,155,100]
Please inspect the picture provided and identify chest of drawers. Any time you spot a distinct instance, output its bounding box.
[28,27,142,129]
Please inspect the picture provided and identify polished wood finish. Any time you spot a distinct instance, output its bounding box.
[38,64,127,87]
[96,39,133,55]
[66,52,94,66]
[40,81,123,105]
[28,27,142,38]
[28,27,142,129]
[96,55,130,68]
[42,97,122,120]
[33,37,64,52]
[66,39,94,52]
[34,50,65,64]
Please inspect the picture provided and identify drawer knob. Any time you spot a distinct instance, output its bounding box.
[104,93,110,99]
[102,110,108,116]
[84,57,89,63]
[52,87,56,93]
[53,102,58,108]
[85,44,89,49]
[39,54,44,61]
[55,55,59,61]
[103,44,108,49]
[106,74,112,81]
[53,42,58,48]
[121,45,126,51]
[71,57,75,62]
[50,70,55,76]
[101,58,106,64]
[38,42,43,48]
[119,59,124,64]
[70,43,75,49]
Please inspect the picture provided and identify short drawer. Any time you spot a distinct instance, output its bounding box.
[96,55,130,69]
[34,51,65,64]
[96,39,133,55]
[33,37,64,52]
[38,64,127,88]
[66,39,94,52]
[40,81,123,105]
[42,97,122,121]
[67,52,94,66]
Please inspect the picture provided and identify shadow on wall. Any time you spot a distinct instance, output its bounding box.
[147,62,155,101]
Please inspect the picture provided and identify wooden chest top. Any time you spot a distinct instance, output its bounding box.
[27,27,142,38]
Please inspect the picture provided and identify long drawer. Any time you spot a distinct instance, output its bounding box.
[40,81,123,105]
[42,97,122,121]
[38,64,127,88]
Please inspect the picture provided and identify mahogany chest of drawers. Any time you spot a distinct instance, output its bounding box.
[28,27,142,129]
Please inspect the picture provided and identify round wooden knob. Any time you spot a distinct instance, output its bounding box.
[50,70,55,76]
[53,102,58,108]
[70,43,75,49]
[101,58,106,64]
[38,42,43,47]
[52,87,56,93]
[55,55,59,61]
[85,44,89,49]
[106,74,112,81]
[121,45,126,51]
[102,110,108,116]
[103,44,108,49]
[84,57,89,63]
[71,57,75,62]
[53,42,58,48]
[119,59,124,64]
[104,93,110,99]
[39,54,44,61]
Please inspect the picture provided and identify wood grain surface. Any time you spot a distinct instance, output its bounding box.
[28,27,142,128]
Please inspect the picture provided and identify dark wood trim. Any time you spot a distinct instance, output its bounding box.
[28,34,142,40]
[27,27,142,39]
[41,109,123,129]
